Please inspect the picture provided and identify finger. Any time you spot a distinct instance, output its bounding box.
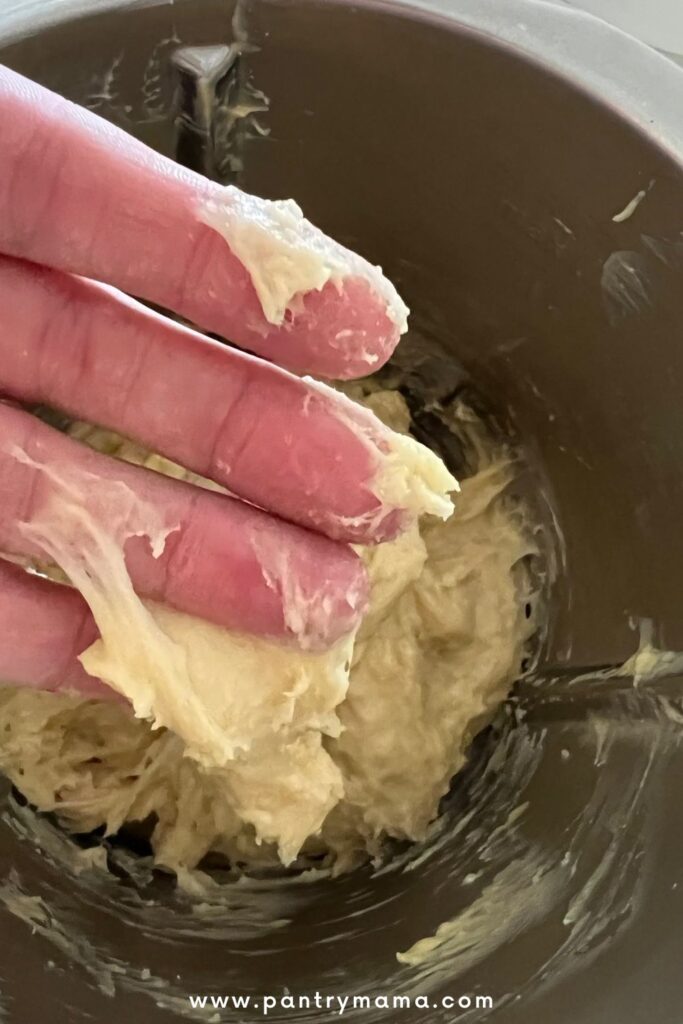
[0,405,368,649]
[0,256,413,544]
[0,558,110,698]
[0,65,407,380]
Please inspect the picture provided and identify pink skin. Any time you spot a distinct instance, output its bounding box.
[0,257,405,544]
[0,66,401,380]
[0,560,107,698]
[0,65,409,699]
[0,404,368,652]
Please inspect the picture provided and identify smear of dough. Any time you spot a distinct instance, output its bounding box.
[199,187,409,333]
[0,391,533,875]
[303,379,458,526]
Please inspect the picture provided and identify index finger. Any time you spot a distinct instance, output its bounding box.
[0,65,408,380]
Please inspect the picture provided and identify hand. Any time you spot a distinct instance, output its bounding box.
[0,65,415,698]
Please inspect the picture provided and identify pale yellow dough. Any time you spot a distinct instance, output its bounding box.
[0,391,533,876]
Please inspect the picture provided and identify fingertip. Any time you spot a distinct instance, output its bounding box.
[195,186,408,379]
[298,276,404,381]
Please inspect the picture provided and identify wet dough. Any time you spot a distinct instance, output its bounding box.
[0,391,533,875]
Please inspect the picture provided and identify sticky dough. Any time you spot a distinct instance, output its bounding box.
[0,391,533,875]
[199,188,410,333]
